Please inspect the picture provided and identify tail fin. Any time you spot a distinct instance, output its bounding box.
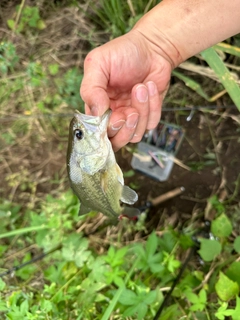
[119,207,141,221]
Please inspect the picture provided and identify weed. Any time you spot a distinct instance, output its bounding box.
[1,194,240,319]
[7,5,46,33]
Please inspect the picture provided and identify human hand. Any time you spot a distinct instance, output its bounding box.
[80,29,172,151]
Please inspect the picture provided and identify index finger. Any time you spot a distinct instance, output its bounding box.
[80,50,110,116]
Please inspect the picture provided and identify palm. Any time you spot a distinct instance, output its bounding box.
[81,31,173,150]
[104,36,171,110]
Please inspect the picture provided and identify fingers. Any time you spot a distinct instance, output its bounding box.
[146,81,162,130]
[108,81,162,151]
[108,107,139,151]
[129,84,149,143]
[80,50,110,116]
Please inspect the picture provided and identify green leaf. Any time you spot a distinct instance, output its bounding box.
[20,299,29,314]
[144,290,157,305]
[7,19,15,30]
[211,213,232,237]
[215,272,239,301]
[37,19,46,30]
[201,47,240,111]
[137,303,148,320]
[199,289,207,304]
[48,64,59,76]
[0,225,49,239]
[123,169,135,177]
[146,231,158,257]
[119,289,137,305]
[0,300,8,312]
[225,261,240,286]
[213,42,240,58]
[0,278,6,291]
[231,296,240,320]
[233,236,240,253]
[198,239,222,262]
[158,231,177,253]
[172,70,209,100]
[215,301,230,320]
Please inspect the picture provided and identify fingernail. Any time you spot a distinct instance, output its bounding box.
[130,133,138,140]
[146,81,156,96]
[136,85,148,103]
[111,119,125,130]
[126,113,139,128]
[91,106,99,116]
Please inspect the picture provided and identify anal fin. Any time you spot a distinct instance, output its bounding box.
[120,185,138,205]
[78,203,91,216]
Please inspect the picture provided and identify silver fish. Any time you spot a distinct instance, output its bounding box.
[66,110,140,221]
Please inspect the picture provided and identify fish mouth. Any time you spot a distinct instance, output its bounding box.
[73,112,101,133]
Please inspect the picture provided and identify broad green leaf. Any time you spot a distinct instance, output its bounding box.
[201,47,240,110]
[226,261,240,286]
[144,290,157,305]
[233,236,240,253]
[184,290,199,304]
[123,304,140,317]
[159,304,181,320]
[231,296,240,320]
[198,239,222,262]
[215,301,231,320]
[158,231,177,253]
[0,300,8,312]
[199,289,207,304]
[137,303,148,320]
[215,272,239,301]
[211,213,232,238]
[146,231,158,257]
[119,289,137,305]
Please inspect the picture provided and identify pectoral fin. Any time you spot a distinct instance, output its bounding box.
[120,185,138,205]
[100,171,108,194]
[116,163,124,185]
[78,203,91,216]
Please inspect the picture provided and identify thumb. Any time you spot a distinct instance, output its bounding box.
[80,51,110,116]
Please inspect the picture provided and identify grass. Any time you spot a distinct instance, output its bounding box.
[0,0,240,319]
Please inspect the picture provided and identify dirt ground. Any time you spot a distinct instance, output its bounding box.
[119,109,240,226]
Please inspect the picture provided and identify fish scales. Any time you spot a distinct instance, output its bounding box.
[67,110,140,221]
[71,165,122,218]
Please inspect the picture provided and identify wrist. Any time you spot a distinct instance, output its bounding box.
[133,0,240,68]
[132,2,188,69]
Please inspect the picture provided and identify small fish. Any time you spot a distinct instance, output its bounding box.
[66,110,140,221]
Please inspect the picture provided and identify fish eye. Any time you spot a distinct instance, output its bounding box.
[74,129,84,140]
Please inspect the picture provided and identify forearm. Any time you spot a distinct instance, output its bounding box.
[133,0,240,68]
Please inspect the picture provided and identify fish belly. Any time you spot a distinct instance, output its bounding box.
[72,169,122,219]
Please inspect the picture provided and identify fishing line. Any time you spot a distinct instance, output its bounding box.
[0,243,62,278]
[0,105,236,123]
[153,246,195,320]
[153,220,211,319]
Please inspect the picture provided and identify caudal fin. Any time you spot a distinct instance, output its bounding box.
[119,206,141,221]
